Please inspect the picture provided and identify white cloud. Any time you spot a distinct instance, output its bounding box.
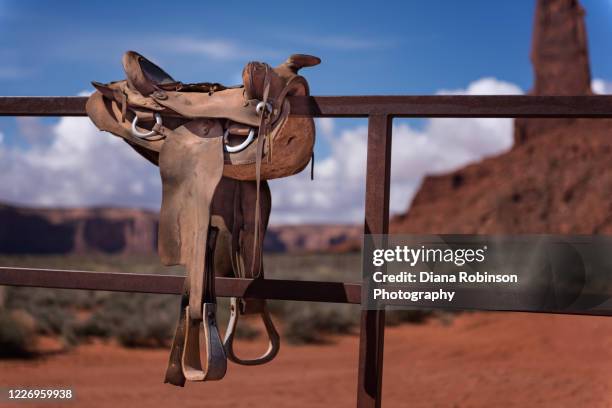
[592,78,612,94]
[437,77,524,96]
[315,118,335,136]
[170,38,244,60]
[0,116,161,209]
[269,77,523,224]
[160,37,281,61]
[15,117,51,146]
[288,34,391,50]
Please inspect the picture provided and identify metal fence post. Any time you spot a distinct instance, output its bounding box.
[357,114,392,408]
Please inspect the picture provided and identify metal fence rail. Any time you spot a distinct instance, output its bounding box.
[0,267,361,303]
[1,94,612,408]
[3,95,612,117]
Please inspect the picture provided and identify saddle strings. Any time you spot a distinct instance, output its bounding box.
[251,66,271,279]
[232,182,244,279]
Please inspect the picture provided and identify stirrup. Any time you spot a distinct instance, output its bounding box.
[223,297,280,366]
[181,303,227,381]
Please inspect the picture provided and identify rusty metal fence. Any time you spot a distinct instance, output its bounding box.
[1,94,612,407]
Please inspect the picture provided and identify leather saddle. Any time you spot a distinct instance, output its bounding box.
[86,51,320,385]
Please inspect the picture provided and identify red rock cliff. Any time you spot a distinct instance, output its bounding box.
[391,0,612,235]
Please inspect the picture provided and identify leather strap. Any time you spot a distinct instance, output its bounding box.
[251,67,271,277]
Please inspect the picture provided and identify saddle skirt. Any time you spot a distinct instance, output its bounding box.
[85,51,319,386]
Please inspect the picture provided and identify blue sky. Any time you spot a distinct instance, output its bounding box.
[0,0,611,223]
[0,0,610,97]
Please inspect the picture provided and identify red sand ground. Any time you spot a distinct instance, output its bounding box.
[1,312,611,407]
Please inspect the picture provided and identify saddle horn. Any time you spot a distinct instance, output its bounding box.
[278,54,321,74]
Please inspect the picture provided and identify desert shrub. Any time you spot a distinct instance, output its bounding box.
[0,309,36,358]
[0,256,183,348]
[74,313,113,339]
[232,321,260,340]
[283,303,359,344]
[385,309,433,326]
[265,253,361,283]
[78,292,178,348]
[115,314,172,348]
[5,287,77,344]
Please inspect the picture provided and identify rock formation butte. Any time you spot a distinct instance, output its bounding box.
[391,0,612,234]
[514,0,592,145]
[0,202,360,254]
[0,203,159,255]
